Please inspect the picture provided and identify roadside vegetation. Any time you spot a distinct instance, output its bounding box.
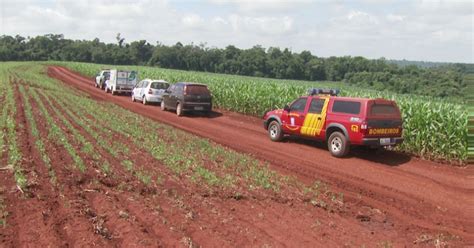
[57,61,468,164]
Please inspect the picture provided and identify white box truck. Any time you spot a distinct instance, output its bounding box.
[104,69,138,95]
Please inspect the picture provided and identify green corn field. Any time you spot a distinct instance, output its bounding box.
[51,61,468,164]
[465,74,474,164]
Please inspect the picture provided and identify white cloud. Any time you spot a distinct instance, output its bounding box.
[228,15,294,35]
[0,0,472,62]
[386,14,405,22]
[182,14,204,28]
[208,0,311,13]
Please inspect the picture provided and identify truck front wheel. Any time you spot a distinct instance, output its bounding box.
[328,132,350,157]
[268,121,283,142]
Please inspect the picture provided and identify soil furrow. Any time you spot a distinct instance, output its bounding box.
[48,65,474,244]
[24,85,112,247]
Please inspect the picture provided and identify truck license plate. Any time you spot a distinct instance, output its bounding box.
[194,106,204,110]
[380,138,392,145]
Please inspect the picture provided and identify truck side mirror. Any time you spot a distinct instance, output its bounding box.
[284,104,290,112]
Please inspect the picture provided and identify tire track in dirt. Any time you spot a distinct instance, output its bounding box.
[49,66,474,244]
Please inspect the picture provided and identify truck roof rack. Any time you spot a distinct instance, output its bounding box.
[308,88,340,96]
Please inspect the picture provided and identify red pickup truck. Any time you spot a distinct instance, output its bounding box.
[263,89,404,157]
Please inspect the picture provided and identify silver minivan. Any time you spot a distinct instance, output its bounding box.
[132,79,170,105]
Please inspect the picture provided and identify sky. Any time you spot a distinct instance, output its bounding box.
[0,0,472,63]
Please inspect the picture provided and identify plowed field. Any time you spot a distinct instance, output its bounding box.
[0,63,472,247]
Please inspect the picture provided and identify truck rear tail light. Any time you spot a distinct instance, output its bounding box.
[360,121,368,135]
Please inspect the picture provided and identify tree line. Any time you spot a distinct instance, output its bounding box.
[0,34,470,98]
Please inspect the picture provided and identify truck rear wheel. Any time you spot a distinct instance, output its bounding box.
[268,121,283,142]
[328,132,350,157]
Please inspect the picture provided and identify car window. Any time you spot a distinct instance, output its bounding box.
[185,85,210,95]
[332,100,361,115]
[308,98,325,114]
[176,85,183,94]
[151,82,169,89]
[290,98,307,112]
[370,104,398,115]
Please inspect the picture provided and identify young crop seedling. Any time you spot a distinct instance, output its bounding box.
[18,85,57,184]
[29,87,86,173]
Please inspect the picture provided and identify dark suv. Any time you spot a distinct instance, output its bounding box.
[160,82,212,116]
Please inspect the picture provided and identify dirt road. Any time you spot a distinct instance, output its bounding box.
[48,66,474,245]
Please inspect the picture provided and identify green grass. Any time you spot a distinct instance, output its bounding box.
[54,61,468,164]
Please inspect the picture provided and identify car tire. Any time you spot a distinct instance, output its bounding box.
[328,132,350,158]
[268,121,283,142]
[160,101,166,111]
[142,96,147,105]
[176,103,183,116]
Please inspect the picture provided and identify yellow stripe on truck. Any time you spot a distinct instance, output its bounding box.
[301,98,329,136]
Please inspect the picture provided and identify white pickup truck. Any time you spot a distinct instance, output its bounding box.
[95,69,110,89]
[104,69,138,95]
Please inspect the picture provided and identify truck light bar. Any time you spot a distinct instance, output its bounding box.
[308,88,340,96]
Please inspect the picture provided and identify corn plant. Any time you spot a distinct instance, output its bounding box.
[53,61,468,164]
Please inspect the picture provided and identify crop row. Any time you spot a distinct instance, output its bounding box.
[0,65,27,190]
[54,61,468,164]
[7,62,341,207]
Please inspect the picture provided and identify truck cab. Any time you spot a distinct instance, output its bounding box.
[95,69,110,89]
[263,89,404,157]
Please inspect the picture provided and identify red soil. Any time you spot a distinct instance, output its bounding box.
[0,66,472,247]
